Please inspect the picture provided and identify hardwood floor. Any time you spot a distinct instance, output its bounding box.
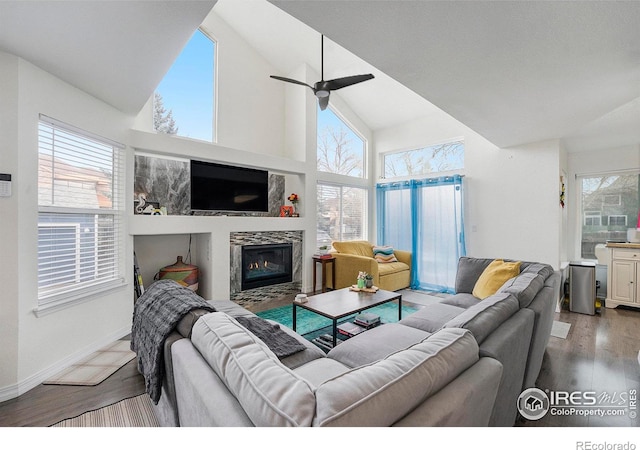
[519,303,640,427]
[0,357,145,427]
[1,296,638,427]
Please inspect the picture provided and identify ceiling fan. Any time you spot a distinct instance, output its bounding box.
[270,34,374,111]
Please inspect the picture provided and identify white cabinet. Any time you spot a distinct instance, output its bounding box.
[606,245,640,309]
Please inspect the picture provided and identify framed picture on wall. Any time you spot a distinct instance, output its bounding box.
[280,206,294,217]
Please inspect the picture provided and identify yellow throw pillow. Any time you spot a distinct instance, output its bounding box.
[472,259,521,300]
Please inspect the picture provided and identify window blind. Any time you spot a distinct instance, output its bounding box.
[37,115,124,308]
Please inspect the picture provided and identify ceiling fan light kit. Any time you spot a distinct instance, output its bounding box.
[270,34,374,110]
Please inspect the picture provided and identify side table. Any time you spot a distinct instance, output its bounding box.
[312,256,335,293]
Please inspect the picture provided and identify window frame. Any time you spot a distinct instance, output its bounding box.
[608,215,628,227]
[577,169,640,260]
[379,138,465,181]
[316,181,368,246]
[316,105,370,246]
[153,27,217,143]
[36,115,125,316]
[316,105,368,180]
[583,211,602,227]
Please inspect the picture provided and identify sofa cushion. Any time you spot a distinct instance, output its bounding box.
[332,240,374,258]
[191,312,316,427]
[372,245,398,263]
[293,358,351,389]
[268,320,327,370]
[455,257,495,294]
[314,328,479,427]
[443,292,520,344]
[378,261,410,276]
[398,303,466,333]
[328,323,431,368]
[521,262,555,280]
[497,272,545,308]
[472,259,521,300]
[175,308,212,338]
[208,299,255,318]
[440,293,479,309]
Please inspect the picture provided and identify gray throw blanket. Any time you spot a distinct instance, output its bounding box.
[131,280,216,404]
[236,316,307,358]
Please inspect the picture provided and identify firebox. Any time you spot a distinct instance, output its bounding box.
[241,243,293,291]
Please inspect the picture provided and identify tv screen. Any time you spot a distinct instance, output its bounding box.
[190,160,269,212]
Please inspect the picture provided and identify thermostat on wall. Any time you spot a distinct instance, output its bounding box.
[0,174,11,197]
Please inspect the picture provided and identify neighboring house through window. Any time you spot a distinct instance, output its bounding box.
[37,115,125,314]
[579,172,640,259]
[154,28,216,142]
[316,106,367,247]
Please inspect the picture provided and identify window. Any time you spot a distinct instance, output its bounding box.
[317,184,367,246]
[37,116,124,313]
[317,106,365,177]
[584,211,602,227]
[608,215,627,226]
[603,194,621,206]
[154,28,215,142]
[579,172,639,259]
[316,106,368,247]
[382,140,464,179]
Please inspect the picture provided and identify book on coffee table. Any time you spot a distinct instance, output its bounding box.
[354,312,380,327]
[337,321,366,337]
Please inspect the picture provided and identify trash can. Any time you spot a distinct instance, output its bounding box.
[569,261,596,315]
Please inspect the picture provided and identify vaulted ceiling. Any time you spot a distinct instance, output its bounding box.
[0,1,216,115]
[0,0,637,154]
[267,0,640,152]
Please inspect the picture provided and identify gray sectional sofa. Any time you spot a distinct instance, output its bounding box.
[147,256,560,427]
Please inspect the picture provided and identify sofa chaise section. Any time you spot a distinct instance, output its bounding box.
[170,312,502,427]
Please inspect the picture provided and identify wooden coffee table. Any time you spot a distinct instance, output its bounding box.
[292,287,403,347]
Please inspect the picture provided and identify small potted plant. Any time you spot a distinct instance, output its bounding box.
[365,273,374,289]
[357,271,367,289]
[318,245,329,255]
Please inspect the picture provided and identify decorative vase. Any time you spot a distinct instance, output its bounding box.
[156,256,199,292]
[357,278,365,289]
[365,279,373,289]
[292,202,299,217]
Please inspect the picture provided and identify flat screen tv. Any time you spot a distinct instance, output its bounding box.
[190,160,269,212]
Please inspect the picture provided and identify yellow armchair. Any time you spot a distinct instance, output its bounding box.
[326,241,412,291]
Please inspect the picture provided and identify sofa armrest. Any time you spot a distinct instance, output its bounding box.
[394,250,412,268]
[328,253,379,289]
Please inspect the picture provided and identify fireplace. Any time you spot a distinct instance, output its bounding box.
[241,243,293,291]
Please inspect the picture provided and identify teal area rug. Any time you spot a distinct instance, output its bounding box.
[256,302,418,342]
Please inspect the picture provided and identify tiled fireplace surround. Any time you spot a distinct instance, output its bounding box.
[229,231,303,309]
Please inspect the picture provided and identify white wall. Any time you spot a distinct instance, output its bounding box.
[374,110,563,269]
[566,145,640,261]
[0,52,20,394]
[0,55,135,400]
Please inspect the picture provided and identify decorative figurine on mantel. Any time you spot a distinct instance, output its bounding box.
[288,193,300,217]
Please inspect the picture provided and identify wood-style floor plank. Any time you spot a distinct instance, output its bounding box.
[520,304,640,427]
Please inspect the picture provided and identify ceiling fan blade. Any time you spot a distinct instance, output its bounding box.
[325,74,374,91]
[270,75,313,90]
[318,95,330,111]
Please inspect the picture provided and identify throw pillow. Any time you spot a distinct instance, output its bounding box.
[472,259,521,300]
[372,245,398,263]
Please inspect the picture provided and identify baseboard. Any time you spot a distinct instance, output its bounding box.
[0,325,132,403]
